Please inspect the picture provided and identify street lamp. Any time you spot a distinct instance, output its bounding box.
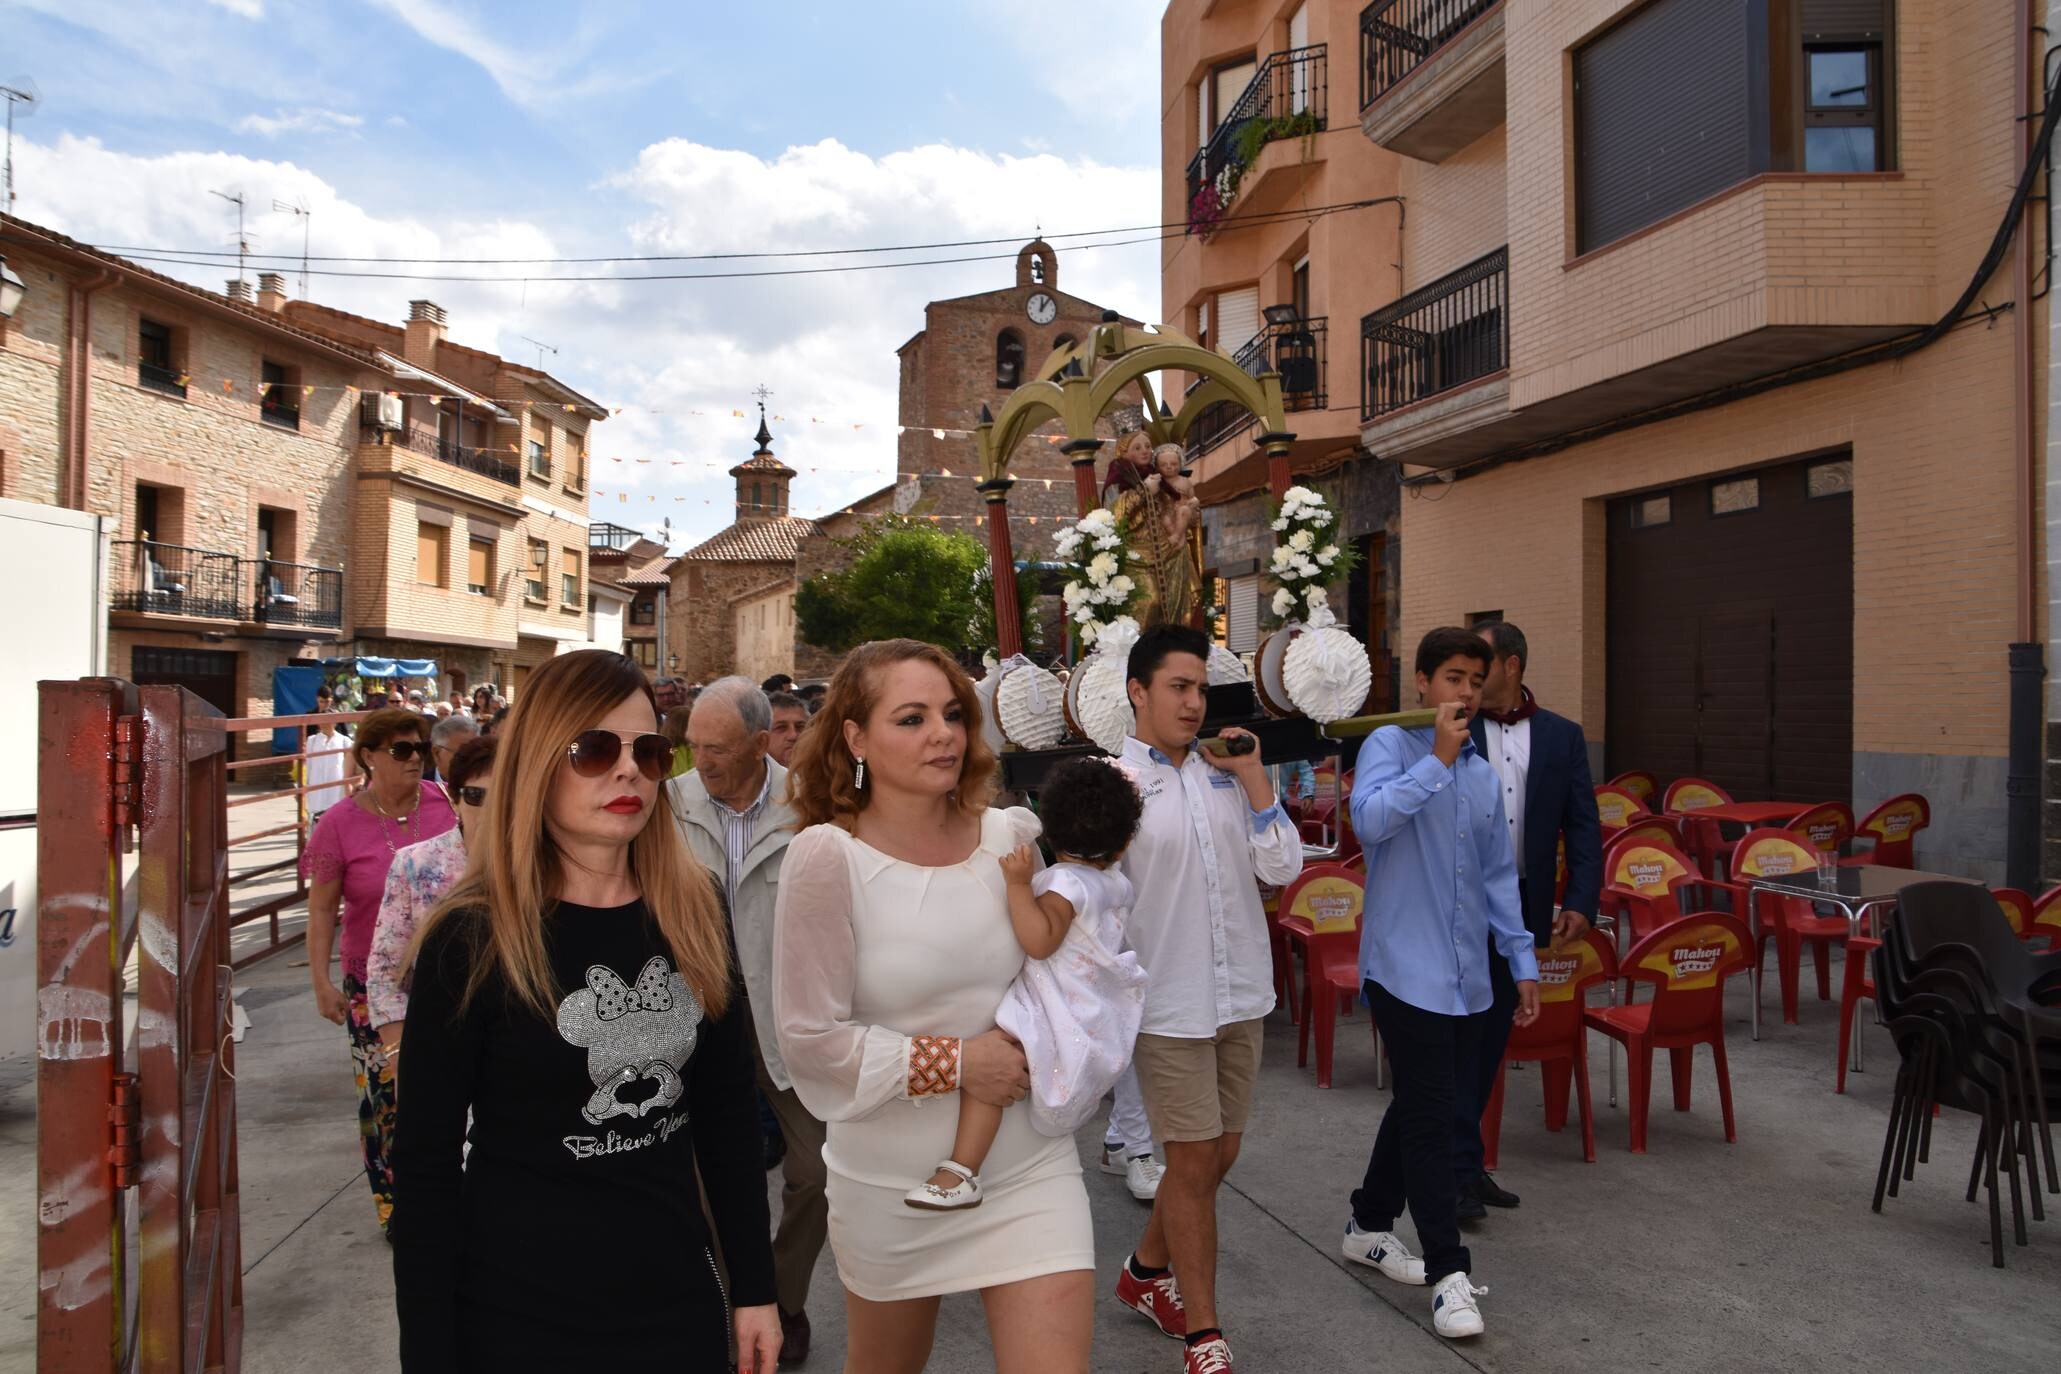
[667,653,679,672]
[1262,302,1301,326]
[0,256,24,319]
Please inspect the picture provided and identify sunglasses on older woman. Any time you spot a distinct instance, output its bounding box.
[566,730,674,781]
[381,740,428,761]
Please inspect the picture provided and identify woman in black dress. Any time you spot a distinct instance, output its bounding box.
[391,649,780,1372]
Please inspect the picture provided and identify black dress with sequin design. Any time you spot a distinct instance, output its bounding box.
[391,899,773,1371]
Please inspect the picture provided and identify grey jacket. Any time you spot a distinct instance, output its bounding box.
[669,760,798,1089]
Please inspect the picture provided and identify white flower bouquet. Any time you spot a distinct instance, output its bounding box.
[1055,507,1142,648]
[1266,485,1356,629]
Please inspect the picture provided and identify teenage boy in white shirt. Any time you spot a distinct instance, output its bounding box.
[1111,624,1303,1374]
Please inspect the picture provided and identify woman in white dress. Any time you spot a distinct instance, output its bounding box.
[774,639,1095,1374]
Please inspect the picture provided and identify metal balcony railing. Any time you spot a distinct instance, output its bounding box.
[1360,247,1508,420]
[1359,0,1500,109]
[260,396,301,430]
[112,540,241,620]
[1184,316,1329,461]
[240,558,343,630]
[590,521,645,551]
[137,360,188,399]
[1186,45,1329,234]
[366,423,522,486]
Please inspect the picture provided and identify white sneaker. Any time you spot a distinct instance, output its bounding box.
[905,1160,982,1211]
[1100,1144,1129,1175]
[1430,1271,1487,1339]
[1102,1146,1163,1201]
[1340,1220,1426,1285]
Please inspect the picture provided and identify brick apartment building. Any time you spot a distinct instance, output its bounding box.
[1163,0,1407,709]
[0,213,613,723]
[1314,0,2043,882]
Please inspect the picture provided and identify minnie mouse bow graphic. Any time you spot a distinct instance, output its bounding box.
[557,956,702,1126]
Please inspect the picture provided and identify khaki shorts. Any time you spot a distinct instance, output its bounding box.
[1130,1018,1265,1144]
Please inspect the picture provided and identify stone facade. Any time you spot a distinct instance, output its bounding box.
[731,578,799,684]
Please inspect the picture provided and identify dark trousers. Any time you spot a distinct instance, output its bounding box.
[1350,979,1487,1285]
[1453,879,1532,1185]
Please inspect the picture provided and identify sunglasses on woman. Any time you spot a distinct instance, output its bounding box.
[381,740,428,761]
[456,785,489,806]
[566,730,673,781]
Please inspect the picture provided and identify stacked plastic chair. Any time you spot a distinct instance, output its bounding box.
[1871,881,2061,1268]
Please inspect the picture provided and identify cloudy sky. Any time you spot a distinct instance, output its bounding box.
[4,0,1165,546]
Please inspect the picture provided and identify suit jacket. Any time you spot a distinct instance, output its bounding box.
[1469,705,1603,947]
[668,760,797,1088]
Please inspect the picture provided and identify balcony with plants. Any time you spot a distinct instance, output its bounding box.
[1186,45,1329,237]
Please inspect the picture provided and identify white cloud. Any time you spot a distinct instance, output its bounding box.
[12,131,1158,548]
[363,0,557,105]
[206,0,265,16]
[235,108,365,137]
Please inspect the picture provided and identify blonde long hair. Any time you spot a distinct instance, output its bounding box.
[786,639,995,832]
[409,650,732,1021]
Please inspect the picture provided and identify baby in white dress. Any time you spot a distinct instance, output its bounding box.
[907,756,1149,1210]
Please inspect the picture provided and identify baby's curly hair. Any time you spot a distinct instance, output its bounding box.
[1039,756,1145,864]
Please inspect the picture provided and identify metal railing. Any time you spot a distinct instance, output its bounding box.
[138,359,188,398]
[590,520,644,551]
[1360,246,1508,420]
[1186,45,1328,233]
[240,557,344,630]
[260,395,301,430]
[1184,316,1329,460]
[368,422,522,486]
[112,539,243,619]
[1360,0,1501,109]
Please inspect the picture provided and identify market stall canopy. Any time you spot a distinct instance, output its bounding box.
[317,656,439,680]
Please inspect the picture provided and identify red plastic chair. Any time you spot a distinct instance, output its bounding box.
[1785,801,1856,858]
[1609,770,1660,806]
[1598,817,1688,931]
[1993,887,2035,938]
[1593,783,1649,831]
[1279,865,1375,1089]
[1482,929,1617,1168]
[1848,793,1930,868]
[1721,829,1846,1025]
[1835,932,1880,1094]
[1582,913,1753,1152]
[2031,885,2061,952]
[1602,840,1714,941]
[1663,777,1735,877]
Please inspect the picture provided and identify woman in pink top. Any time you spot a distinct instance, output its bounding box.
[301,706,457,1235]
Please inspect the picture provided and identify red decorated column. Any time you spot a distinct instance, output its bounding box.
[1063,438,1103,517]
[1260,431,1294,500]
[980,477,1023,658]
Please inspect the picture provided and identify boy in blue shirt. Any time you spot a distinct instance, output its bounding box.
[1340,626,1540,1340]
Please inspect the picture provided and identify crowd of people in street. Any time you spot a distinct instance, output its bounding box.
[287,611,1599,1372]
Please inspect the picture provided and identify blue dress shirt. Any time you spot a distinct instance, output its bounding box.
[1351,725,1539,1016]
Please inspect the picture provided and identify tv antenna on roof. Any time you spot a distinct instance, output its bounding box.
[271,196,312,296]
[518,334,557,369]
[1,78,39,213]
[210,188,254,285]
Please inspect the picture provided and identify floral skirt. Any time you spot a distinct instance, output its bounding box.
[343,973,398,1234]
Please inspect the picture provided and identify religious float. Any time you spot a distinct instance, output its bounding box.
[968,312,1426,796]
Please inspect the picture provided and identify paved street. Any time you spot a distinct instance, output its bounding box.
[6,901,2058,1373]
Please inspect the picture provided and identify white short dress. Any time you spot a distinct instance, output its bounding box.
[996,864,1147,1137]
[772,806,1094,1302]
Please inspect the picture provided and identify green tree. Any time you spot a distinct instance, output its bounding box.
[795,516,990,655]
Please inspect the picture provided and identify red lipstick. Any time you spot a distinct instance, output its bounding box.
[603,795,646,814]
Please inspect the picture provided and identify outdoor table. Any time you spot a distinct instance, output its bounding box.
[1742,864,1983,1070]
[1667,800,1812,879]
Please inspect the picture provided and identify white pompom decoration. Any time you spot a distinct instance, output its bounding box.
[973,661,1006,757]
[1063,651,1135,754]
[1282,624,1373,724]
[1207,643,1251,685]
[996,661,1066,750]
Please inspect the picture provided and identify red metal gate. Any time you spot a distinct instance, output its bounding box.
[37,679,242,1373]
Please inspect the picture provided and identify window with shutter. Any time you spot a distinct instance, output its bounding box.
[561,549,580,605]
[417,522,449,588]
[1226,575,1261,654]
[1216,287,1261,357]
[467,538,493,596]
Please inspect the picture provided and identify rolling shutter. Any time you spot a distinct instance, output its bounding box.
[1575,0,1755,252]
[1215,287,1261,356]
[1226,575,1261,654]
[1289,5,1311,111]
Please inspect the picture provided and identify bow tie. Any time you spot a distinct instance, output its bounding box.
[589,956,675,1021]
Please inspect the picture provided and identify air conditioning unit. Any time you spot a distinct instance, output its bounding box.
[361,392,404,431]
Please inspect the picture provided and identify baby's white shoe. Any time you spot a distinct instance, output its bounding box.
[905,1160,983,1210]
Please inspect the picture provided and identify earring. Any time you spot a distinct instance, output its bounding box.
[853,756,866,790]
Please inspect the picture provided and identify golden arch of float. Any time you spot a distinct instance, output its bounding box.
[973,312,1300,657]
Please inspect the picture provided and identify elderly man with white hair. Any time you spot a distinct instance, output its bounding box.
[670,675,823,1367]
[426,710,478,793]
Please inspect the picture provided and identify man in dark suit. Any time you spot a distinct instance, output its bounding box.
[1454,621,1603,1217]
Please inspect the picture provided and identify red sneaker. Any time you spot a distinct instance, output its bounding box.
[1183,1335,1233,1372]
[1114,1257,1186,1339]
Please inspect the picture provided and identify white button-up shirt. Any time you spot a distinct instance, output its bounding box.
[1483,717,1531,876]
[1117,735,1305,1038]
